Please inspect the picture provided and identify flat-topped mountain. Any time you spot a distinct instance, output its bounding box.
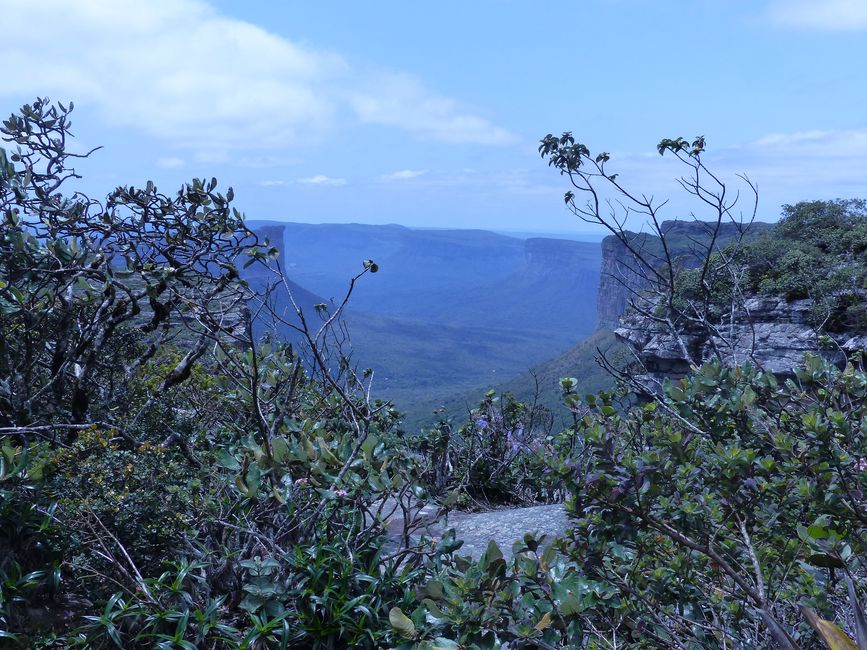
[252,221,601,340]
[248,221,604,412]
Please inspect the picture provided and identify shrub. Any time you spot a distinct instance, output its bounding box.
[415,391,564,507]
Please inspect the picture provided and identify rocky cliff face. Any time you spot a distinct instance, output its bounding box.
[596,235,644,330]
[596,221,774,330]
[596,220,864,384]
[615,296,867,387]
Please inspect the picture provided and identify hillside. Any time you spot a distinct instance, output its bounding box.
[248,221,604,412]
[402,328,628,430]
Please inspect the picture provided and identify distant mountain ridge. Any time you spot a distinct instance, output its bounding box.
[250,221,602,340]
[246,220,604,413]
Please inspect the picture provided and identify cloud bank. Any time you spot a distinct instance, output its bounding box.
[766,0,867,30]
[1,0,514,153]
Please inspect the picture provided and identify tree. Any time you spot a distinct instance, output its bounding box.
[539,133,761,394]
[0,98,271,439]
[527,134,867,647]
[0,99,437,648]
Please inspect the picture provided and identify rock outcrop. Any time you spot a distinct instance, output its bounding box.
[597,220,864,385]
[616,297,857,385]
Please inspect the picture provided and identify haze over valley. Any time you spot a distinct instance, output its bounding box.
[3,2,867,647]
[248,220,603,422]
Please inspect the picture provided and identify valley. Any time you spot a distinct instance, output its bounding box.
[249,220,605,423]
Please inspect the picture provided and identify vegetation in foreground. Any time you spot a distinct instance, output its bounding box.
[2,100,867,648]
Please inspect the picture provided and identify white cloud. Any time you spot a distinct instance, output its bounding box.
[0,0,514,150]
[380,169,428,181]
[346,72,516,145]
[766,0,867,30]
[571,129,867,226]
[297,175,347,186]
[157,156,185,169]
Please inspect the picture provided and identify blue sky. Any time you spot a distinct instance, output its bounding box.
[2,0,866,233]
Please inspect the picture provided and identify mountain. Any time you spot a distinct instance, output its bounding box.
[402,219,777,430]
[245,222,605,413]
[250,221,601,342]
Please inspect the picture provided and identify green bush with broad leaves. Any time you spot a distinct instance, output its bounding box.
[396,355,867,648]
[414,390,567,508]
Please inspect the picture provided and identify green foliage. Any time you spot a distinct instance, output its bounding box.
[0,443,60,643]
[279,542,419,646]
[8,98,867,649]
[0,99,430,649]
[399,534,619,649]
[675,199,867,331]
[552,356,867,646]
[0,98,274,429]
[398,356,867,648]
[414,390,566,507]
[43,428,210,578]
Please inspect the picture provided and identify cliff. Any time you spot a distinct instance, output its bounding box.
[596,221,773,330]
[615,296,867,387]
[596,235,644,329]
[597,218,867,385]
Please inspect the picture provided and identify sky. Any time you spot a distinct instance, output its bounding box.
[2,0,866,234]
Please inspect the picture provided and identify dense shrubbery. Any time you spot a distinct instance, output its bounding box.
[1,339,431,648]
[675,199,867,331]
[0,99,433,648]
[400,356,867,648]
[414,390,566,508]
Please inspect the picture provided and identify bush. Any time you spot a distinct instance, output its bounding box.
[402,355,867,648]
[43,428,211,579]
[414,391,564,507]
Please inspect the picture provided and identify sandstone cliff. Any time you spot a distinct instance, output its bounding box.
[595,220,867,384]
[615,296,867,387]
[596,221,772,330]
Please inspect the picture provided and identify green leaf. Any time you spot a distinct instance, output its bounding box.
[271,437,289,464]
[802,606,859,649]
[389,607,416,639]
[807,524,830,539]
[535,611,553,631]
[216,450,241,471]
[425,580,444,600]
[807,553,846,569]
[668,386,686,402]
